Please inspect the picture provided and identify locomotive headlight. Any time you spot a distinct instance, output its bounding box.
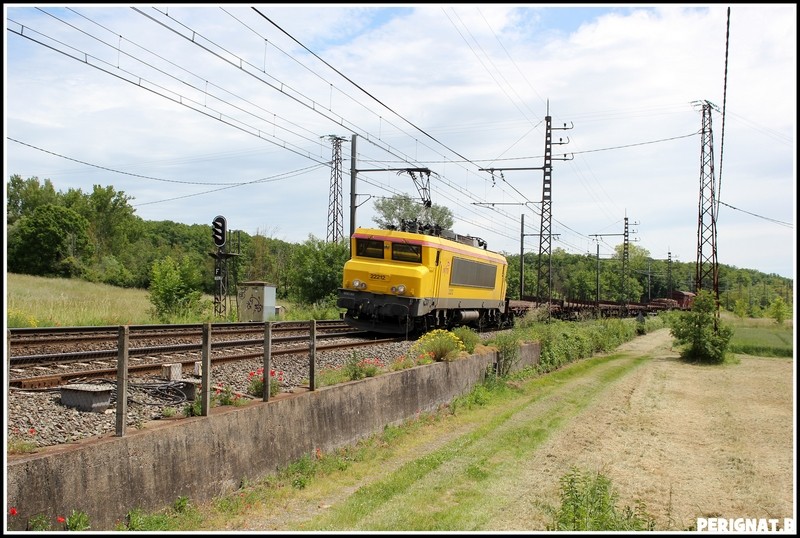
[391,284,407,295]
[352,279,367,290]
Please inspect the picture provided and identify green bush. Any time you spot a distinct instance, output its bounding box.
[65,509,91,531]
[492,331,520,376]
[343,352,384,380]
[668,290,733,364]
[451,326,480,353]
[549,467,655,531]
[246,368,282,397]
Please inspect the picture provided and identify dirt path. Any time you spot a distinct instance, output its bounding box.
[226,329,795,531]
[493,329,795,530]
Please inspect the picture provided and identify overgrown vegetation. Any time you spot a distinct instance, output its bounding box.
[111,320,654,531]
[548,467,656,531]
[13,509,92,531]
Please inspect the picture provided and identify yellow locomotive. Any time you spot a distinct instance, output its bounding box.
[337,227,510,334]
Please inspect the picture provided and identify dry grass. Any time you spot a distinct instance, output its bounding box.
[488,330,794,531]
[234,330,794,531]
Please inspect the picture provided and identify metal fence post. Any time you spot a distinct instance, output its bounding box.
[263,321,272,402]
[201,322,211,416]
[115,325,129,437]
[309,320,316,391]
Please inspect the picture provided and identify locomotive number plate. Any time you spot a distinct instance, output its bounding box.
[369,273,388,280]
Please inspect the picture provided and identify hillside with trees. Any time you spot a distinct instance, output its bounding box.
[6,175,793,320]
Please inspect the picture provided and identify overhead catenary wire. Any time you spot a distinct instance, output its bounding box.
[5,7,685,247]
[7,6,782,264]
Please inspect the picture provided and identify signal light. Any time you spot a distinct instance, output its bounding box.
[212,215,227,248]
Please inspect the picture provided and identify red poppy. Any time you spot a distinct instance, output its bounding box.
[57,516,66,524]
[9,507,18,516]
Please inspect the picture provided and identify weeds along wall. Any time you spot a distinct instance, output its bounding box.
[6,343,540,531]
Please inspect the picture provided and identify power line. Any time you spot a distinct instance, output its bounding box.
[8,136,327,206]
[718,200,792,228]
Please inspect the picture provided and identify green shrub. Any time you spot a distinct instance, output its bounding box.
[549,467,655,531]
[343,352,384,380]
[492,331,520,376]
[389,355,416,371]
[26,514,51,531]
[668,290,733,364]
[183,399,203,417]
[65,509,91,531]
[246,368,282,397]
[451,326,480,353]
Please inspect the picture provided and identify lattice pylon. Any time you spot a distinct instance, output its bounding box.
[695,101,719,306]
[326,136,346,243]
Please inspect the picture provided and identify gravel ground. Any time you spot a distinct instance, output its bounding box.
[6,340,419,450]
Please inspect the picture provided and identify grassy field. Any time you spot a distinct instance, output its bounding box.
[721,310,794,357]
[6,273,156,327]
[5,273,339,327]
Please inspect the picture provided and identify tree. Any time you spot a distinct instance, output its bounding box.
[84,185,138,258]
[148,256,206,321]
[240,231,294,298]
[668,289,733,364]
[733,298,748,319]
[767,296,788,325]
[372,193,454,230]
[7,204,92,276]
[6,175,60,226]
[286,235,349,304]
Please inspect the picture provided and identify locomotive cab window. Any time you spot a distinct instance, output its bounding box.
[356,238,385,259]
[391,242,422,263]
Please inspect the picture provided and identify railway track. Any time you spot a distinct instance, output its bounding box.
[8,320,405,389]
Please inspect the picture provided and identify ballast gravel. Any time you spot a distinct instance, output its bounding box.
[6,340,419,450]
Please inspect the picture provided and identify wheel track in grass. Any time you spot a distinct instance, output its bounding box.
[211,328,793,531]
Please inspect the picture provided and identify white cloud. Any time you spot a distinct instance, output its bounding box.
[4,3,796,278]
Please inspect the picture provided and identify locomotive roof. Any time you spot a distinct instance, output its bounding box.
[353,227,507,265]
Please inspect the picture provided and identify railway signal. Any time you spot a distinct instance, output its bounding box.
[212,215,227,248]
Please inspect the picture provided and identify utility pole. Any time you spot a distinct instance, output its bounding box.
[621,216,640,304]
[324,135,346,243]
[536,104,573,309]
[348,134,434,250]
[349,134,358,241]
[693,100,721,319]
[589,233,623,318]
[517,213,555,300]
[589,216,634,317]
[667,251,673,297]
[479,103,572,316]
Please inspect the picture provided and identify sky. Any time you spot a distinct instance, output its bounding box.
[4,4,796,280]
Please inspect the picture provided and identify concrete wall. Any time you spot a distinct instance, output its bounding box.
[6,343,539,531]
